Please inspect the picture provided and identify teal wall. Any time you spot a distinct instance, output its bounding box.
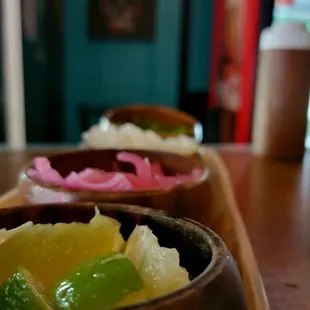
[23,1,47,142]
[64,0,213,142]
[64,0,182,142]
[188,0,213,92]
[0,0,213,143]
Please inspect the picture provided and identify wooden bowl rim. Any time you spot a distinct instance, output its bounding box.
[20,149,209,197]
[103,104,200,126]
[0,202,230,310]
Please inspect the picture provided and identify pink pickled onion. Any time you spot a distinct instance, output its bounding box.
[65,172,133,191]
[27,151,203,192]
[34,157,53,172]
[77,168,108,183]
[116,152,152,179]
[30,157,63,185]
[151,162,165,177]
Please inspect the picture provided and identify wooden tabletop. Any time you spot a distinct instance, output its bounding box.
[0,146,309,310]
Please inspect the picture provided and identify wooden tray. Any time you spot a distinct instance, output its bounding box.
[0,148,269,310]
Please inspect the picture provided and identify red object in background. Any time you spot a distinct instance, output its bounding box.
[235,0,261,142]
[209,0,261,143]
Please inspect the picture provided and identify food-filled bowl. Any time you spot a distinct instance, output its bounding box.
[81,122,201,157]
[0,202,246,309]
[19,149,210,216]
[102,105,203,142]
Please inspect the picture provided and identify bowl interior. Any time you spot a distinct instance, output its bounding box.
[0,203,215,282]
[25,149,207,188]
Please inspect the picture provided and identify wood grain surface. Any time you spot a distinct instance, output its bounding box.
[0,146,308,309]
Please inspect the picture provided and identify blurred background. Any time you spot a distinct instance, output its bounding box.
[0,0,309,145]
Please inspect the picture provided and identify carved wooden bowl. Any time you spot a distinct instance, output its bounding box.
[102,105,203,142]
[19,149,210,217]
[0,202,247,310]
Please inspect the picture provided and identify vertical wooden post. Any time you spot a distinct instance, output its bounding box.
[1,0,26,149]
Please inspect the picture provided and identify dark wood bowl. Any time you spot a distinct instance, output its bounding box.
[101,105,203,142]
[19,149,210,217]
[0,202,247,310]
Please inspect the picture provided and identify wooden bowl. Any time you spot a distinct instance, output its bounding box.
[19,149,210,218]
[0,202,247,310]
[101,105,203,142]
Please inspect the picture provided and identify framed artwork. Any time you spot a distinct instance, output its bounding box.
[88,0,156,41]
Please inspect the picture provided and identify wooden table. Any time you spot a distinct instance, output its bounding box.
[0,146,309,310]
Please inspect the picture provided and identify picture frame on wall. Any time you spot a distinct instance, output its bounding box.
[88,0,156,41]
